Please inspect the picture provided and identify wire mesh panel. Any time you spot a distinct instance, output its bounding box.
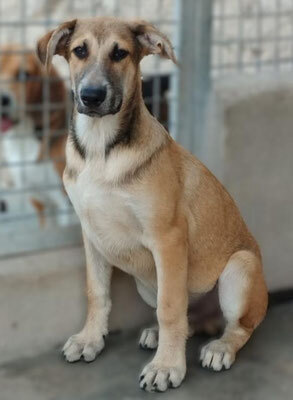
[212,0,293,76]
[0,0,179,256]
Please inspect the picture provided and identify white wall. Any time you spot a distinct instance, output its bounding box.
[204,73,293,290]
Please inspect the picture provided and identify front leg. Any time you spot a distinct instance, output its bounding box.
[63,231,112,362]
[140,227,188,392]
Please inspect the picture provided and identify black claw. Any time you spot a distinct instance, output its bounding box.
[139,343,154,351]
[208,355,214,368]
[61,349,67,358]
[139,375,144,382]
[143,382,147,390]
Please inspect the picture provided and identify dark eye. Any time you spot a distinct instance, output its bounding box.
[16,70,30,81]
[111,44,129,62]
[73,43,88,59]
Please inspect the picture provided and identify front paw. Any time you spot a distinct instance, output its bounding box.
[139,362,186,392]
[62,333,105,363]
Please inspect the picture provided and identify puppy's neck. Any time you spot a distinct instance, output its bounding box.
[75,112,121,158]
[72,81,145,160]
[70,79,169,184]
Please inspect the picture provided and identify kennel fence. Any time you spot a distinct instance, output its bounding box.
[1,0,293,257]
[0,0,182,256]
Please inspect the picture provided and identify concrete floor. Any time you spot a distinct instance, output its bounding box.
[1,301,292,400]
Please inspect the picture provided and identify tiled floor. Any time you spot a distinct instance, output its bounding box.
[1,302,292,400]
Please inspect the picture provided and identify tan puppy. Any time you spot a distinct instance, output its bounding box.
[0,46,67,174]
[37,17,268,393]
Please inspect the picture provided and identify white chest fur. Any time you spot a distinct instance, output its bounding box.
[65,165,155,278]
[68,166,140,241]
[65,112,159,280]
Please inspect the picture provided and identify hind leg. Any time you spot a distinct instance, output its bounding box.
[139,325,159,350]
[200,250,268,371]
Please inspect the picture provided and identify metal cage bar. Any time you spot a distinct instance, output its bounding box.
[174,0,212,159]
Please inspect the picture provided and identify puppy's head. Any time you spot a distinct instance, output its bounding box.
[0,46,44,132]
[37,17,177,118]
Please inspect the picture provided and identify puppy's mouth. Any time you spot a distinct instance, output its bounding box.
[77,98,123,118]
[79,100,122,118]
[0,115,13,134]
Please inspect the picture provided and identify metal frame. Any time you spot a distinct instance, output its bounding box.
[174,0,212,159]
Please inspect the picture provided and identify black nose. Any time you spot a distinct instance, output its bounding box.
[1,94,11,108]
[80,86,107,107]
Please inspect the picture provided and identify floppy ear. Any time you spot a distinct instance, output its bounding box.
[130,20,177,64]
[36,19,77,69]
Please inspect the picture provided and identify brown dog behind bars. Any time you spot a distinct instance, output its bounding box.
[0,45,68,225]
[37,17,268,392]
